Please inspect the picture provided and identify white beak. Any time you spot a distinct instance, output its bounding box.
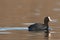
[48,16,57,22]
[48,16,53,21]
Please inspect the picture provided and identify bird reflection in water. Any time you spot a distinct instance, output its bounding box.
[27,31,50,40]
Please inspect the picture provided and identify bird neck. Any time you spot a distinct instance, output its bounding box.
[44,22,49,26]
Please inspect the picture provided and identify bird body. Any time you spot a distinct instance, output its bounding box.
[28,23,47,31]
[28,16,54,37]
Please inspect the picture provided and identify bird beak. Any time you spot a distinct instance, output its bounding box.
[48,17,57,23]
[48,16,53,21]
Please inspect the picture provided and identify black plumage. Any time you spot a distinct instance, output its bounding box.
[28,16,51,37]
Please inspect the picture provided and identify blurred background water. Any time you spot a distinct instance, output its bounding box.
[0,0,60,40]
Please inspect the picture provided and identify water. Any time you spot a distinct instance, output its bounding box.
[0,27,60,40]
[0,30,47,40]
[0,0,60,40]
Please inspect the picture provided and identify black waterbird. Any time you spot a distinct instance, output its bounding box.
[28,16,54,37]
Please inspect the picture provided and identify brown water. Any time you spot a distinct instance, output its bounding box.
[0,0,60,40]
[0,28,60,40]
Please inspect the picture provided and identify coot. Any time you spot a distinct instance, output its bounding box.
[28,16,53,37]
